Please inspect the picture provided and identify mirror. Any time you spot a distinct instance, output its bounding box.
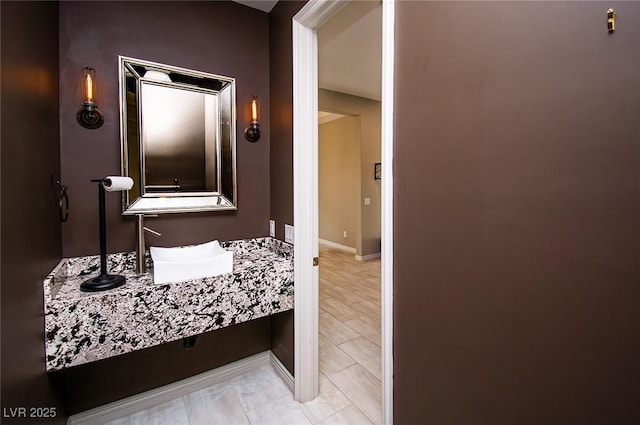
[119,56,237,214]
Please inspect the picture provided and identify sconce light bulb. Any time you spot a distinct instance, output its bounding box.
[251,98,258,122]
[86,73,94,103]
[83,67,97,104]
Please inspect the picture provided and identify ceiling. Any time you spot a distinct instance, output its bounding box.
[318,1,382,101]
[318,111,347,125]
[234,0,382,102]
[232,0,278,13]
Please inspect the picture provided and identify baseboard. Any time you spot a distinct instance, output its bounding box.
[270,352,294,394]
[319,239,356,253]
[356,252,381,261]
[66,351,271,425]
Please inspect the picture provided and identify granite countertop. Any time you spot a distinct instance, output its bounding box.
[44,237,293,371]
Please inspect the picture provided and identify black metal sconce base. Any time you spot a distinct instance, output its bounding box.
[244,121,260,142]
[77,105,104,129]
[80,274,126,292]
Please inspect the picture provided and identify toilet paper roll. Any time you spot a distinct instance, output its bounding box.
[103,176,134,192]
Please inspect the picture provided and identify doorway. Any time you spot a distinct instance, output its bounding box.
[292,0,395,423]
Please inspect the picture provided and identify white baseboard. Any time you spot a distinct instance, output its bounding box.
[356,252,381,261]
[319,239,356,253]
[67,351,272,425]
[270,352,295,394]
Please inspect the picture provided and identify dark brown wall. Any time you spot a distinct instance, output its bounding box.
[62,317,271,413]
[59,1,270,257]
[268,0,306,375]
[270,310,294,374]
[269,1,306,241]
[394,2,640,424]
[1,2,67,423]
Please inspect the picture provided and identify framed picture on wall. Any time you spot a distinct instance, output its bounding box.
[374,162,381,180]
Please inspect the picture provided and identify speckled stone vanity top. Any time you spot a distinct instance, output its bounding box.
[44,237,293,371]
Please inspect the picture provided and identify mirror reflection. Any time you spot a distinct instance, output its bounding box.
[119,56,237,214]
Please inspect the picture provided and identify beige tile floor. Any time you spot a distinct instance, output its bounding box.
[104,245,381,425]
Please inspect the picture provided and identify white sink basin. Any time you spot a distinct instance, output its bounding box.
[150,240,233,285]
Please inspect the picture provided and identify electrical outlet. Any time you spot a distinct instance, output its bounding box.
[364,197,371,206]
[269,220,275,237]
[343,230,347,238]
[285,224,294,244]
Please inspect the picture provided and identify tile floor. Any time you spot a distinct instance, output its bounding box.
[104,245,381,425]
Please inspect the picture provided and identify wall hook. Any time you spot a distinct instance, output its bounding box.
[51,175,69,223]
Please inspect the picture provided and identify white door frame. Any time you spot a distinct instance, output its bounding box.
[292,0,395,423]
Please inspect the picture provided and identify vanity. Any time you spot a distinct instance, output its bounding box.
[44,237,293,371]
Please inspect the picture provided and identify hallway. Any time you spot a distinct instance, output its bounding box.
[318,244,381,424]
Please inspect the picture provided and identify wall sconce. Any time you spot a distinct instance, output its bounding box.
[244,96,260,142]
[77,67,104,129]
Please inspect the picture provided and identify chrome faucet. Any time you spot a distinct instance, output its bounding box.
[136,214,161,274]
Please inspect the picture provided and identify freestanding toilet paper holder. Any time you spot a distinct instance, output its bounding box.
[80,177,133,292]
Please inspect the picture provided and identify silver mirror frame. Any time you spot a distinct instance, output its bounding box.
[118,56,237,215]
